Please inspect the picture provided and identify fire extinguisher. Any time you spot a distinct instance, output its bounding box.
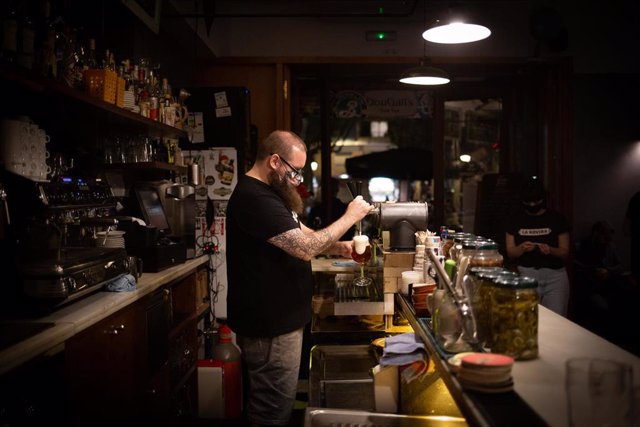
[211,323,242,419]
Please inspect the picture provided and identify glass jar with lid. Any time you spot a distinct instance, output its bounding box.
[448,232,475,261]
[464,267,517,349]
[462,239,504,268]
[490,275,539,360]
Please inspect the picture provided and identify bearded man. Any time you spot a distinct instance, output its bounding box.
[226,130,372,427]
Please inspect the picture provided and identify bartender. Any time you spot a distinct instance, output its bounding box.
[226,130,372,427]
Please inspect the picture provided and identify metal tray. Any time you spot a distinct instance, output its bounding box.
[304,408,467,427]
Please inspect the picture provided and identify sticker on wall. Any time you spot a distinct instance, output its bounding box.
[203,148,237,200]
[214,91,229,108]
[215,106,232,118]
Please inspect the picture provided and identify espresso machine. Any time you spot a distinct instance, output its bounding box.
[0,171,130,311]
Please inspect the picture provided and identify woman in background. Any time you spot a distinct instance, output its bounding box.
[505,176,571,316]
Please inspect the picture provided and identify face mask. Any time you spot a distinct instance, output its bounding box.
[523,200,545,214]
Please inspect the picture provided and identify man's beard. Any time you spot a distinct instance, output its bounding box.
[268,170,304,215]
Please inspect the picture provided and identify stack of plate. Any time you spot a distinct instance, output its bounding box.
[96,230,126,248]
[455,352,514,393]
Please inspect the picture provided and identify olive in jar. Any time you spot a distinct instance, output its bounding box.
[489,275,539,360]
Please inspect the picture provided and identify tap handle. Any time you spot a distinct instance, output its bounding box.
[347,180,364,199]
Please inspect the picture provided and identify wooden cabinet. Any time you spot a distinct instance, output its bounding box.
[65,299,146,422]
[64,265,209,423]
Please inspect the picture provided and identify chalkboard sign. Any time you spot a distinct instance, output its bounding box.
[474,173,524,252]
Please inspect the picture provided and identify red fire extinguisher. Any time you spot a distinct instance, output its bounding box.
[211,323,242,419]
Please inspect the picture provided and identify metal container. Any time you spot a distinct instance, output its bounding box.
[372,202,429,251]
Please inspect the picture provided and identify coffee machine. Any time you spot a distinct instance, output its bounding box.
[0,171,131,310]
[121,182,188,272]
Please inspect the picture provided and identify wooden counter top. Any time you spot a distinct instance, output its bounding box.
[0,256,209,376]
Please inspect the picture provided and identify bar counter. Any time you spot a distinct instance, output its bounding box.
[397,294,640,427]
[0,256,209,376]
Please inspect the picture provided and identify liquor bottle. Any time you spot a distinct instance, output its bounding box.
[58,24,76,86]
[41,17,56,77]
[148,70,160,121]
[71,34,87,89]
[85,37,96,68]
[1,5,18,63]
[17,8,35,69]
[32,0,51,75]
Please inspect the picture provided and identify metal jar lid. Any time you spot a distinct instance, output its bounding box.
[492,275,538,289]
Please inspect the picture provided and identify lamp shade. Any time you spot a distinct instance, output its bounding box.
[399,62,450,86]
[423,21,491,44]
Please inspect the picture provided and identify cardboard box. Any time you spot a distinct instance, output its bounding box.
[382,251,415,268]
[384,276,399,293]
[383,266,410,278]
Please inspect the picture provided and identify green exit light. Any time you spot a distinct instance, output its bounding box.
[365,30,397,42]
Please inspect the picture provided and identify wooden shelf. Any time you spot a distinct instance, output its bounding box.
[103,161,187,173]
[0,63,188,140]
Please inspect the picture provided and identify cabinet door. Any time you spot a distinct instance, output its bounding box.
[65,301,145,421]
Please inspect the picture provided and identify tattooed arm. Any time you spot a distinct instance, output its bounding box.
[268,196,371,261]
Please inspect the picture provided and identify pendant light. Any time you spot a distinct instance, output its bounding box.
[422,5,491,44]
[399,57,450,86]
[399,0,450,86]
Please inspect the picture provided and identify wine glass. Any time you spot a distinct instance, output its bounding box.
[351,235,373,287]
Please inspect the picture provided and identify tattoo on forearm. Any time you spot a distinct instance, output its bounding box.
[269,228,334,259]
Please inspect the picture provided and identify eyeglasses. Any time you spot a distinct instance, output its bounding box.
[271,153,304,183]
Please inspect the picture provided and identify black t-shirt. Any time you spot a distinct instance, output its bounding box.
[505,209,570,270]
[226,175,313,337]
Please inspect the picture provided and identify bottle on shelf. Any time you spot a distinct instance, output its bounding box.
[1,4,18,63]
[85,37,96,68]
[17,7,35,69]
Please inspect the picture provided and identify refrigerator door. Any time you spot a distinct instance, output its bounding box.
[182,147,236,320]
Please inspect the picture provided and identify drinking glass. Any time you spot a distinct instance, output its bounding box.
[351,235,373,287]
[565,357,633,427]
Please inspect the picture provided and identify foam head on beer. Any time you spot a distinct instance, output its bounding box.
[353,235,369,255]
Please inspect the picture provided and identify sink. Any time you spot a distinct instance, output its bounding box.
[304,408,467,427]
[309,345,377,410]
[308,344,466,420]
[0,322,55,352]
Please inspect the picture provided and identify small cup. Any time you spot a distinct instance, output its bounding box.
[400,270,422,295]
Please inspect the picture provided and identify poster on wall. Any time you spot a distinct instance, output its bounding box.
[331,90,432,119]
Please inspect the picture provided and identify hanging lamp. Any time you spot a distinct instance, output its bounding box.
[422,5,491,44]
[399,57,450,85]
[399,0,450,86]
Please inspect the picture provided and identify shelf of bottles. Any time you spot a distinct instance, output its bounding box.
[0,0,188,140]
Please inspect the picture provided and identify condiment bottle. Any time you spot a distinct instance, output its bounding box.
[489,275,539,360]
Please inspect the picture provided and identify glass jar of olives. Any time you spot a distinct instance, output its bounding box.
[465,267,517,349]
[489,275,539,360]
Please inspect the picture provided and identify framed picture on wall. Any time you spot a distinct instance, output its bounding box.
[121,0,161,34]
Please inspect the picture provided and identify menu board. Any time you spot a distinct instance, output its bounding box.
[474,173,524,252]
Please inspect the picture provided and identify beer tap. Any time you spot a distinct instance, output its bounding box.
[347,179,364,236]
